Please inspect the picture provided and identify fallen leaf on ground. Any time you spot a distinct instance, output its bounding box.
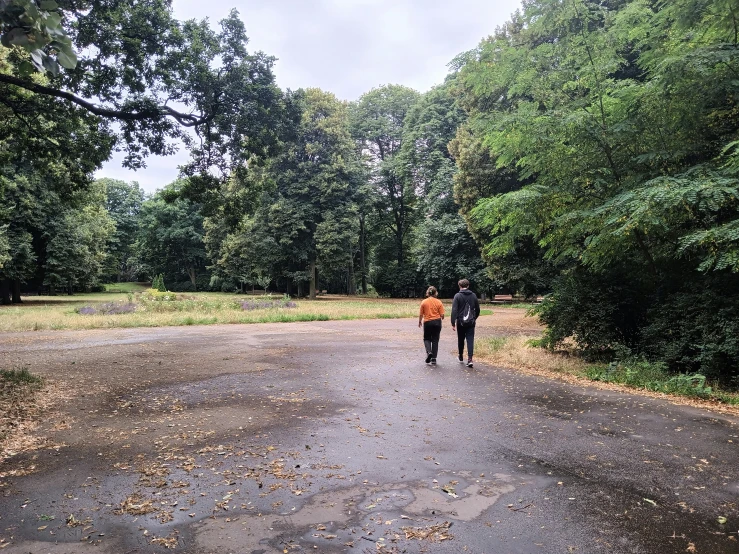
[402,521,453,542]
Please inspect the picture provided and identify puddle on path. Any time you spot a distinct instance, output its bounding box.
[191,470,516,553]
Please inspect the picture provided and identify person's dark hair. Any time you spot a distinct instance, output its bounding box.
[425,286,438,297]
[458,279,470,289]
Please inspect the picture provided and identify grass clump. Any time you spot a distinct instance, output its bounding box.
[240,297,297,310]
[478,336,508,353]
[475,335,586,375]
[586,358,737,404]
[1,367,43,388]
[140,289,178,302]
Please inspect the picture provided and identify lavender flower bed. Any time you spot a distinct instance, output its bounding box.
[77,302,138,315]
[240,299,297,311]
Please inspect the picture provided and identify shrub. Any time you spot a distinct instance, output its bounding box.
[152,274,167,292]
[140,289,177,301]
[587,356,714,399]
[534,268,649,358]
[640,283,739,383]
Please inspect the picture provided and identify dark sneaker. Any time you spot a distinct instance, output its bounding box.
[425,353,432,364]
[430,358,437,366]
[466,360,473,368]
[458,356,464,364]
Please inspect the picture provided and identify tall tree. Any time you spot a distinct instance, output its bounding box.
[351,84,420,296]
[399,82,490,295]
[43,185,114,295]
[455,0,739,378]
[135,182,207,291]
[98,178,144,282]
[209,88,361,298]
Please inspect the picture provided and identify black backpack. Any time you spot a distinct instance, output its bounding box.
[459,296,477,326]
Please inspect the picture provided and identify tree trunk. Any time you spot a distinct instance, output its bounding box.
[309,259,316,299]
[346,235,357,296]
[188,268,197,291]
[348,260,355,295]
[0,279,11,305]
[11,279,22,304]
[359,214,367,294]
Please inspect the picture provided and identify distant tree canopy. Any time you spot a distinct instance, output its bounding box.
[204,88,362,298]
[2,0,738,381]
[134,181,207,291]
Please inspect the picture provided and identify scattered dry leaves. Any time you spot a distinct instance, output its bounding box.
[401,521,453,542]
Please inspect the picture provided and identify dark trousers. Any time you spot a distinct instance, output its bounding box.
[423,319,442,358]
[457,323,475,360]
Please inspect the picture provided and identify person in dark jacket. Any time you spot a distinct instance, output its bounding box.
[450,278,480,368]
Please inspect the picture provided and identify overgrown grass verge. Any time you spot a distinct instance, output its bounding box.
[0,368,44,446]
[586,362,739,405]
[475,335,739,406]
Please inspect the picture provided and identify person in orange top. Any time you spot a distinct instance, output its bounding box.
[418,286,445,365]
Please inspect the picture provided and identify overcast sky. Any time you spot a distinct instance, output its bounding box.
[96,0,522,193]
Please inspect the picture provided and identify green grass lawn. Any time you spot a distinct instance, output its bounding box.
[0,286,486,332]
[102,282,150,293]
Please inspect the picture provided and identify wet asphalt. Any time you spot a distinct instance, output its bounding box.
[0,318,737,553]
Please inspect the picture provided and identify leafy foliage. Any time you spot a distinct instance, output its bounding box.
[454,0,739,380]
[206,88,362,297]
[351,85,421,296]
[0,0,77,76]
[1,3,288,175]
[134,181,208,291]
[98,178,144,282]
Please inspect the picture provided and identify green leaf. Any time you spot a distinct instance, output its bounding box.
[30,49,44,68]
[24,3,40,21]
[717,516,727,524]
[56,49,77,70]
[39,0,59,9]
[18,60,35,76]
[5,27,31,48]
[42,11,62,29]
[41,54,59,77]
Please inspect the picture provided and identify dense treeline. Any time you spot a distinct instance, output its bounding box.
[453,0,739,381]
[1,0,737,380]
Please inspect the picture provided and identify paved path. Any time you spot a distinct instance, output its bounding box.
[0,318,737,553]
